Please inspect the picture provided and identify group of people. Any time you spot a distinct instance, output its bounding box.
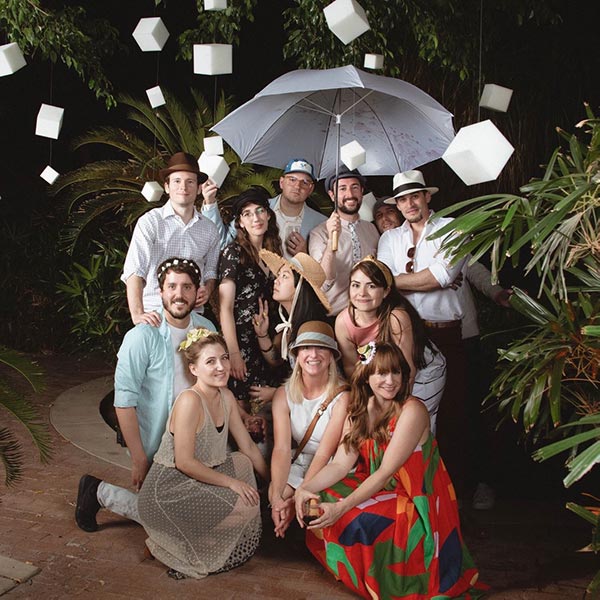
[72,150,507,597]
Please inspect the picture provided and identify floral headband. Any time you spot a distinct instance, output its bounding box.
[158,258,200,277]
[357,341,376,365]
[353,255,393,288]
[179,328,213,351]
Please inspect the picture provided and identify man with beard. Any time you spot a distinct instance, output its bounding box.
[75,258,216,532]
[308,168,380,315]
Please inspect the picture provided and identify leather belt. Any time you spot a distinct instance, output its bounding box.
[423,319,461,329]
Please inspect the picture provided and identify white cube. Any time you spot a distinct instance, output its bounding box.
[324,0,370,45]
[204,0,227,9]
[193,44,232,75]
[358,191,376,222]
[35,104,64,139]
[204,135,224,156]
[142,181,164,203]
[442,120,514,186]
[340,140,366,170]
[146,85,166,108]
[198,153,229,188]
[40,166,59,185]
[0,42,26,76]
[363,53,383,70]
[132,17,170,52]
[479,83,513,113]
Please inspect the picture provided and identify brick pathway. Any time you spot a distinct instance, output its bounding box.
[0,353,596,599]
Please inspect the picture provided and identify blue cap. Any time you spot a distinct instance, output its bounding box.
[283,158,316,181]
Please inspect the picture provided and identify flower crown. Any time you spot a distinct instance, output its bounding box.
[179,328,213,351]
[357,341,377,365]
[159,258,200,276]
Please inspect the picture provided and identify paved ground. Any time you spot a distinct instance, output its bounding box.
[0,353,597,599]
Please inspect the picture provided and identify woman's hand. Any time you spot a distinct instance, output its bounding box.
[229,352,247,380]
[272,497,295,538]
[252,298,270,338]
[248,385,276,410]
[295,487,321,528]
[229,479,260,506]
[306,500,344,529]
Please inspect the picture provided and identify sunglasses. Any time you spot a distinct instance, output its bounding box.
[406,246,416,273]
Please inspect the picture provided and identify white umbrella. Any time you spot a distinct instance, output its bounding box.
[212,65,454,180]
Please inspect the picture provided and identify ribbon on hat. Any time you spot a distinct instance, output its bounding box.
[274,279,303,360]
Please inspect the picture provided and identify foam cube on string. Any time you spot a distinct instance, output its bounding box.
[146,86,166,108]
[40,166,59,185]
[35,104,64,139]
[363,53,383,70]
[358,191,376,222]
[442,120,514,186]
[323,0,370,45]
[203,135,224,156]
[340,140,366,170]
[142,181,164,203]
[198,153,229,187]
[0,42,26,76]
[132,17,170,51]
[204,0,227,9]
[479,83,513,113]
[193,44,232,75]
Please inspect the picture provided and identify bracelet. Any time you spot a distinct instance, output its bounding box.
[257,333,269,339]
[260,343,274,353]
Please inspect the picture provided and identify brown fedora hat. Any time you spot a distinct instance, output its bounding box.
[158,152,208,183]
[288,320,340,359]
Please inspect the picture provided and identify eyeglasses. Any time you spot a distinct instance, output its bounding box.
[240,206,267,219]
[406,246,416,273]
[284,175,313,188]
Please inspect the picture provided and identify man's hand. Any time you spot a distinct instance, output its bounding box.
[195,285,209,307]
[286,231,307,256]
[325,211,341,242]
[131,454,150,491]
[494,288,513,307]
[131,310,161,327]
[449,271,464,290]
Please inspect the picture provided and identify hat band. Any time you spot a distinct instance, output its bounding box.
[393,182,426,196]
[294,332,337,351]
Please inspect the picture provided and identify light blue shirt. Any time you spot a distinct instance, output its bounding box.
[114,308,216,460]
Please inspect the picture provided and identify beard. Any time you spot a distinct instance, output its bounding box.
[337,196,362,215]
[163,296,195,320]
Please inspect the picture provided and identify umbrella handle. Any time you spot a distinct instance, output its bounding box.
[331,230,339,252]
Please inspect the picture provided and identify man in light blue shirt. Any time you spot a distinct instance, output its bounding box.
[75,257,215,532]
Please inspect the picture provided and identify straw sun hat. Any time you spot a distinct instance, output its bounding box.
[259,249,331,314]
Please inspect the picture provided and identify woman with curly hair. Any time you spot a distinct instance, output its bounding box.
[294,343,482,599]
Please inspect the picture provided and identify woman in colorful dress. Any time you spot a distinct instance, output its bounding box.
[294,343,482,600]
[138,329,268,579]
[268,321,348,538]
[335,255,446,432]
[218,188,283,418]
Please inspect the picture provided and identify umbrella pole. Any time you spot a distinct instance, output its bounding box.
[332,113,341,252]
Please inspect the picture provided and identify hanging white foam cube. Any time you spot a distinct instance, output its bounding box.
[146,85,166,108]
[340,140,366,171]
[35,104,64,139]
[363,53,383,70]
[204,135,224,156]
[0,42,26,76]
[442,120,514,186]
[479,83,513,113]
[204,0,227,9]
[142,181,164,203]
[323,0,370,45]
[40,166,59,185]
[198,153,229,188]
[193,44,232,75]
[358,191,376,222]
[132,17,170,52]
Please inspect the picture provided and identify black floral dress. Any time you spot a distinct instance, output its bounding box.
[219,242,281,402]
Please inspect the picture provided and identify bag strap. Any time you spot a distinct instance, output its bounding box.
[292,385,347,463]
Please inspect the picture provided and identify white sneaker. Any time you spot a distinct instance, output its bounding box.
[472,482,495,510]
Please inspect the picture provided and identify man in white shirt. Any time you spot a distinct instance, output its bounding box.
[201,158,327,259]
[121,152,220,327]
[308,168,380,316]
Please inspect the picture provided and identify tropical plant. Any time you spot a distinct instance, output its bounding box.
[0,348,52,486]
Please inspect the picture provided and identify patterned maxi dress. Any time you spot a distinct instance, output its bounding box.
[306,416,483,599]
[138,389,262,578]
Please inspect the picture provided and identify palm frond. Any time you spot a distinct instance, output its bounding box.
[0,427,24,486]
[0,347,44,392]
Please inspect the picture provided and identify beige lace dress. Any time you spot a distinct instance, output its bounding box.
[138,389,262,578]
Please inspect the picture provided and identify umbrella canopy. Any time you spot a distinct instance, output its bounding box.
[212,65,454,180]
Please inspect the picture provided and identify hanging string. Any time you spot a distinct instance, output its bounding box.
[152,52,159,167]
[48,61,54,165]
[477,0,483,122]
[213,76,218,126]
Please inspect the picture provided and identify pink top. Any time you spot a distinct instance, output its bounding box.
[340,307,380,349]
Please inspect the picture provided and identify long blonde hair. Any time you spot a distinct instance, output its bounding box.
[286,349,344,405]
[342,343,411,451]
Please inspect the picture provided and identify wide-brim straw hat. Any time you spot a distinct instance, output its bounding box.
[259,249,331,314]
[288,320,340,359]
[159,151,208,184]
[385,169,438,202]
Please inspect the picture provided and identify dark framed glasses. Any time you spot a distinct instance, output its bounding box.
[406,246,416,273]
